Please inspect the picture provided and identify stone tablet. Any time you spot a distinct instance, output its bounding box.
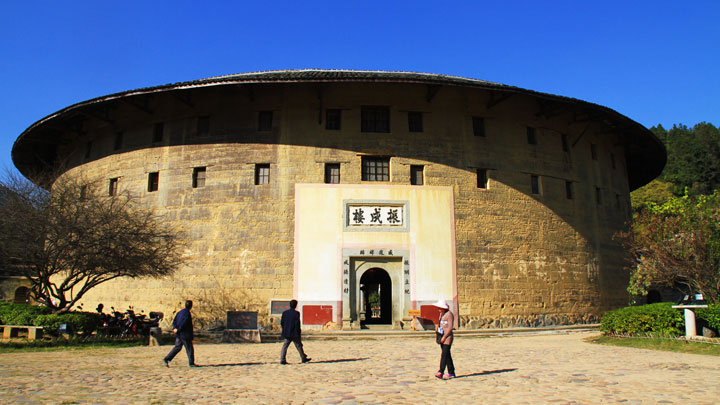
[226,311,258,330]
[270,300,292,316]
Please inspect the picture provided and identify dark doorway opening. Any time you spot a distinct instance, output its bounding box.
[360,268,392,325]
[646,290,662,304]
[13,286,30,304]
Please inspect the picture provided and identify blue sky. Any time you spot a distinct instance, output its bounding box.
[1,1,718,172]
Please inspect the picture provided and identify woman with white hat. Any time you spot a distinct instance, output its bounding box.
[433,299,455,379]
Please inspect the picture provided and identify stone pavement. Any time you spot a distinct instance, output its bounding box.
[1,331,719,404]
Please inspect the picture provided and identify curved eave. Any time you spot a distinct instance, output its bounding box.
[12,70,666,189]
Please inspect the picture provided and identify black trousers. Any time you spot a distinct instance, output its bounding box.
[280,337,308,362]
[439,343,455,375]
[164,335,195,365]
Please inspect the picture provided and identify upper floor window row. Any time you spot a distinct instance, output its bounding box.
[361,106,390,133]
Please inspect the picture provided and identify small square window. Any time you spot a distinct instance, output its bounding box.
[258,111,273,131]
[477,169,489,189]
[192,167,206,188]
[473,117,485,137]
[408,112,423,132]
[325,163,340,184]
[561,134,569,153]
[361,106,390,133]
[108,178,118,196]
[591,144,597,160]
[148,172,159,192]
[595,187,602,205]
[410,165,424,185]
[255,164,270,185]
[114,132,123,151]
[565,181,573,199]
[361,156,390,181]
[527,127,537,145]
[197,116,210,137]
[153,123,164,143]
[326,109,341,130]
[531,175,541,195]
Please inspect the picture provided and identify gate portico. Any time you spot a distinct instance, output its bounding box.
[294,184,458,330]
[341,252,410,329]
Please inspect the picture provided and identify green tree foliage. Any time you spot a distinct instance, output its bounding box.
[616,191,720,303]
[630,179,675,212]
[368,291,380,308]
[651,122,720,197]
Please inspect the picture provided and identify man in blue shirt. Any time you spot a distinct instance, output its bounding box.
[163,300,197,367]
[280,299,311,364]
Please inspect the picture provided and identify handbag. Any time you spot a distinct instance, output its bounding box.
[436,331,443,344]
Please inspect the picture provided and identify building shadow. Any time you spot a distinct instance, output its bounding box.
[454,368,518,379]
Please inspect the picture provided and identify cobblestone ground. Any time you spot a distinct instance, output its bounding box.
[1,332,719,404]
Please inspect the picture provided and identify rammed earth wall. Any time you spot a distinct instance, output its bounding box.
[13,72,663,329]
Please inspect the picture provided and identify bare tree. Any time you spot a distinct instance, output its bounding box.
[0,170,185,313]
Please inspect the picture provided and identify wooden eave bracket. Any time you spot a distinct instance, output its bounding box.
[569,122,591,148]
[79,105,115,126]
[535,100,569,119]
[317,87,324,124]
[569,110,605,125]
[486,91,512,110]
[123,94,153,115]
[63,115,86,137]
[426,85,441,103]
[173,90,194,108]
[243,84,255,102]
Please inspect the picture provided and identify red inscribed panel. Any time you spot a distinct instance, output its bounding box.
[302,305,333,325]
[420,305,444,324]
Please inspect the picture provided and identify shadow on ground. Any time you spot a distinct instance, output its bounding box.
[198,358,369,367]
[454,368,518,379]
[303,357,369,364]
[194,362,265,368]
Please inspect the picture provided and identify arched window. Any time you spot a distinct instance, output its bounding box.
[13,286,30,304]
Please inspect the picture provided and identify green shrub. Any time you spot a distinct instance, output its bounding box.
[696,303,720,331]
[34,312,102,336]
[0,302,50,326]
[600,302,684,336]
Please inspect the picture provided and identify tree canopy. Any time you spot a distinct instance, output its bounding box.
[617,191,720,303]
[626,122,720,303]
[642,122,720,200]
[0,172,185,313]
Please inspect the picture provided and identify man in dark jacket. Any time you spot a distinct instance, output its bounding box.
[280,299,311,364]
[163,300,197,367]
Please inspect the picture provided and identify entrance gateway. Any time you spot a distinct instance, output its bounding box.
[342,252,409,329]
[293,184,458,330]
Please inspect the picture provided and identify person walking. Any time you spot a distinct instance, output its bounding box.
[163,300,197,368]
[280,299,311,364]
[433,299,455,379]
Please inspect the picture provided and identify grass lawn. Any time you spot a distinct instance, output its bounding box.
[589,334,720,356]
